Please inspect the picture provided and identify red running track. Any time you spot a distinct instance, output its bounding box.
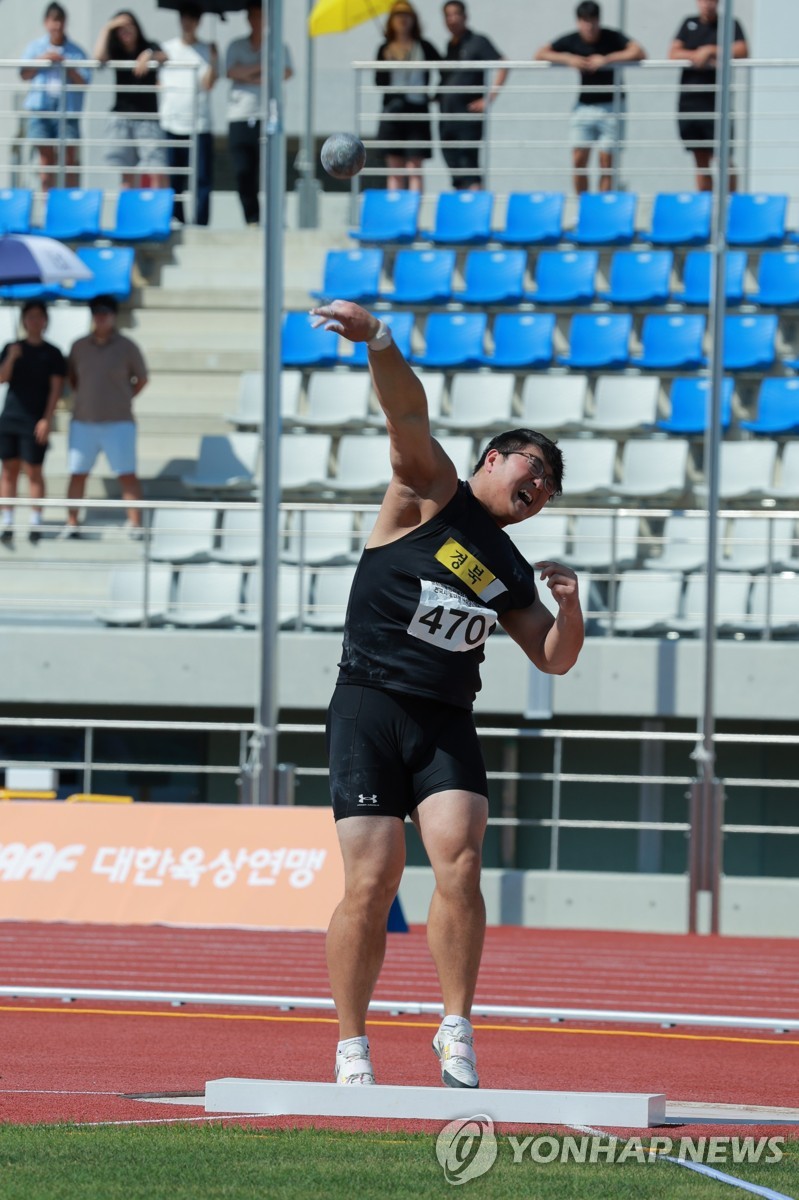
[0,922,797,1134]
[1,923,798,1017]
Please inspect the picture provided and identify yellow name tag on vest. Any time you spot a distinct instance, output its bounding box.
[435,538,506,602]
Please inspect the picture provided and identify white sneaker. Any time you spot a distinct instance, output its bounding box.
[433,1017,479,1089]
[335,1036,375,1085]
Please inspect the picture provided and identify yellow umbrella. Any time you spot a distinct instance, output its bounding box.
[309,0,395,37]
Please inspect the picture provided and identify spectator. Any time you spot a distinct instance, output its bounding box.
[160,2,218,225]
[94,11,169,190]
[0,302,66,547]
[669,0,748,192]
[375,1,440,193]
[535,1,645,195]
[439,1,507,191]
[20,3,91,191]
[226,1,294,227]
[64,296,148,538]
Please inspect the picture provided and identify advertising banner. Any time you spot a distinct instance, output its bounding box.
[0,802,344,930]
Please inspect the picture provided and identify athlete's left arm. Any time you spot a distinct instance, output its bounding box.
[499,561,584,675]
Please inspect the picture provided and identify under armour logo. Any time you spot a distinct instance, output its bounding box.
[358,794,378,805]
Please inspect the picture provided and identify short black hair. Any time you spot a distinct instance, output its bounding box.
[473,429,565,497]
[44,2,66,20]
[22,299,48,319]
[576,1,600,19]
[443,1,466,14]
[89,293,118,313]
[178,2,203,19]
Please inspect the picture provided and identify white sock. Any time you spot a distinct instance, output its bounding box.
[337,1035,369,1055]
[29,511,42,526]
[1,509,12,526]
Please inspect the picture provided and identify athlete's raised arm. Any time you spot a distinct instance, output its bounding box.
[310,301,456,508]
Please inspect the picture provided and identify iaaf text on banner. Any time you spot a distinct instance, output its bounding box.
[0,803,344,930]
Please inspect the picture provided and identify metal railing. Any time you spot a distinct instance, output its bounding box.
[351,57,799,204]
[0,57,200,214]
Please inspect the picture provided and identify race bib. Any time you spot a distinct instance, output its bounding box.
[407,579,497,653]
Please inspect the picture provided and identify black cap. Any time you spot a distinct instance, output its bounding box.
[90,294,118,314]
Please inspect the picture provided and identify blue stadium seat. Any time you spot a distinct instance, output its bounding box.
[605,251,672,305]
[104,188,174,241]
[42,188,102,240]
[411,312,487,368]
[573,192,636,245]
[678,251,747,306]
[528,250,597,304]
[723,314,778,371]
[658,377,733,434]
[636,314,706,370]
[480,312,555,369]
[53,246,135,301]
[494,192,565,246]
[459,249,526,304]
[428,191,493,245]
[648,192,711,246]
[0,281,57,302]
[727,193,787,247]
[281,312,339,367]
[747,252,799,306]
[348,310,415,365]
[557,313,632,369]
[381,249,455,304]
[311,249,382,303]
[741,378,799,434]
[0,188,32,234]
[350,189,420,244]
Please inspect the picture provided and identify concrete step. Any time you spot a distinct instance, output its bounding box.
[131,309,262,347]
[146,348,262,373]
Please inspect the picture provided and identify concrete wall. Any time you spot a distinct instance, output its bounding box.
[398,867,799,937]
[2,626,799,723]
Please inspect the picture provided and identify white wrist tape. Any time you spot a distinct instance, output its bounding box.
[367,320,393,351]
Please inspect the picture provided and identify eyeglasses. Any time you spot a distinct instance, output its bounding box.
[505,451,558,496]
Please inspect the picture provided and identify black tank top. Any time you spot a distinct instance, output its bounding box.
[338,481,537,709]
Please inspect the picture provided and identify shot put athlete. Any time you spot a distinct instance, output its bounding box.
[310,300,584,1088]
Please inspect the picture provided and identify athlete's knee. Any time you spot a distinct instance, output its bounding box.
[344,866,403,913]
[435,845,482,899]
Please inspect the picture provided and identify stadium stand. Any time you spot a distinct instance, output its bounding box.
[741,378,799,434]
[98,564,173,627]
[480,312,555,369]
[428,190,493,245]
[311,248,382,304]
[562,514,640,570]
[595,570,684,635]
[749,575,799,635]
[411,312,487,368]
[528,251,598,305]
[769,443,799,500]
[281,312,339,367]
[647,192,712,246]
[614,439,691,502]
[169,564,242,628]
[494,191,565,246]
[295,371,373,431]
[41,187,102,240]
[701,440,779,502]
[658,377,734,435]
[54,246,135,302]
[0,188,33,234]
[148,507,218,563]
[677,251,747,306]
[437,372,515,432]
[347,310,415,365]
[572,192,637,245]
[103,189,175,242]
[721,517,797,572]
[558,313,632,369]
[604,251,672,306]
[747,251,799,306]
[636,314,705,370]
[305,566,358,630]
[211,507,261,565]
[180,434,260,492]
[350,189,421,244]
[281,508,358,566]
[723,314,778,372]
[671,572,754,636]
[726,193,787,246]
[552,437,617,498]
[505,511,570,562]
[459,249,526,305]
[583,375,660,433]
[644,514,708,573]
[379,249,456,305]
[519,373,587,433]
[279,434,331,494]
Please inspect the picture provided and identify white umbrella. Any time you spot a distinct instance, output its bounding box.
[0,235,93,285]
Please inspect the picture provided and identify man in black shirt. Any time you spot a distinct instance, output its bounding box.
[0,302,66,545]
[535,1,645,194]
[669,0,748,191]
[439,1,507,190]
[311,298,584,1089]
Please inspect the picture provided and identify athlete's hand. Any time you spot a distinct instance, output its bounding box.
[535,561,580,614]
[309,300,380,343]
[34,418,50,445]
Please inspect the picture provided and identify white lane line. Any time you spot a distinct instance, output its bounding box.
[570,1123,796,1200]
[71,1116,262,1127]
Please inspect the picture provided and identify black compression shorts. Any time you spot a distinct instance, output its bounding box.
[325,683,488,822]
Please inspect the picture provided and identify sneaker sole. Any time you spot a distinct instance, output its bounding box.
[433,1038,479,1089]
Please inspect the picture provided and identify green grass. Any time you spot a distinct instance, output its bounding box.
[0,1125,795,1200]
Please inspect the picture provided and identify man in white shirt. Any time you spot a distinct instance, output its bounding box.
[160,3,218,225]
[225,1,293,226]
